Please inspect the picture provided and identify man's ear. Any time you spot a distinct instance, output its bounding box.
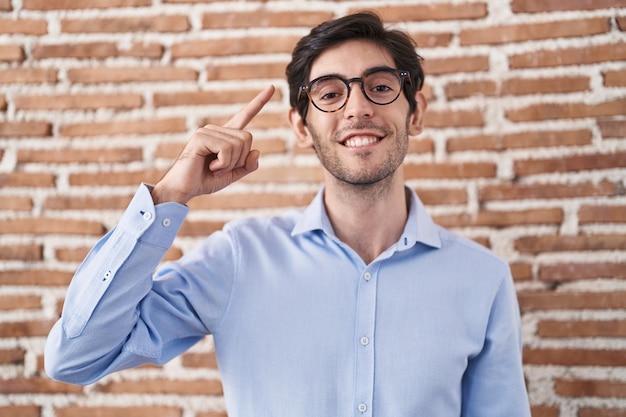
[289,108,313,148]
[408,92,428,136]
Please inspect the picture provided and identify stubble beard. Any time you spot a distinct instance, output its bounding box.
[308,119,410,196]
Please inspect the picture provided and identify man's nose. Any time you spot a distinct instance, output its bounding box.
[343,82,374,119]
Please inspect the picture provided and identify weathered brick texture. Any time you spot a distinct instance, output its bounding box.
[1,1,624,416]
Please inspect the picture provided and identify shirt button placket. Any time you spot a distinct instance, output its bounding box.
[354,267,377,417]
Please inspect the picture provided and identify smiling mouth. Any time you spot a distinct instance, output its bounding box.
[342,136,382,148]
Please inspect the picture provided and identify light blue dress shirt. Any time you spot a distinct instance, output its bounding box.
[45,183,531,417]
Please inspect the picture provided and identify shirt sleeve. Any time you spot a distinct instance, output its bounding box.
[44,183,193,385]
[461,270,532,417]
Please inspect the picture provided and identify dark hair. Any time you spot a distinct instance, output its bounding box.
[286,11,425,123]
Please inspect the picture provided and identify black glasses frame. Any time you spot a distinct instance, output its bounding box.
[299,67,411,113]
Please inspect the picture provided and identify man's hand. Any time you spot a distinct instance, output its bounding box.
[151,85,275,205]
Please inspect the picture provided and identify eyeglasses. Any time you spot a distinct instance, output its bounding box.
[299,67,410,113]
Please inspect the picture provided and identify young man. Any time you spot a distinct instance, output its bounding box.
[46,12,531,416]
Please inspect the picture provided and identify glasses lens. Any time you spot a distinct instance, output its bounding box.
[309,77,348,112]
[363,70,403,105]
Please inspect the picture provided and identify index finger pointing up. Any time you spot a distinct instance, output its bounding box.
[224,85,276,130]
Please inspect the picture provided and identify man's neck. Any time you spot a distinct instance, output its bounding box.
[323,174,410,265]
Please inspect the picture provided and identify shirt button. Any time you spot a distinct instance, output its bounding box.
[363,272,371,281]
[143,212,153,220]
[162,218,171,227]
[358,403,367,413]
[360,336,369,346]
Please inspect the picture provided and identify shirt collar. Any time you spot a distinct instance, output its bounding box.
[291,186,442,251]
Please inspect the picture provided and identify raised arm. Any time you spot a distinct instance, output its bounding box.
[45,86,275,385]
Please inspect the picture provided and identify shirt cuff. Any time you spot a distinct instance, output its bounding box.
[117,183,189,248]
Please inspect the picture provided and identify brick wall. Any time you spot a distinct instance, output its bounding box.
[0,0,625,415]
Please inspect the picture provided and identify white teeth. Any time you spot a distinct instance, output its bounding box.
[344,136,379,147]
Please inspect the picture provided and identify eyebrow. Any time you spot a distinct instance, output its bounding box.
[309,65,397,82]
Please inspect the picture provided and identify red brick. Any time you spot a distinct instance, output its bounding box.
[354,3,488,21]
[512,0,626,12]
[32,42,119,60]
[424,109,484,128]
[408,138,435,155]
[604,69,626,87]
[0,376,82,394]
[0,349,26,365]
[57,406,183,417]
[504,76,590,95]
[0,121,52,137]
[23,0,150,9]
[423,55,489,75]
[510,43,626,69]
[507,98,626,122]
[518,291,626,311]
[0,218,105,235]
[172,35,299,59]
[0,172,56,187]
[409,31,454,48]
[0,295,41,311]
[0,18,47,35]
[54,247,91,262]
[579,204,626,224]
[618,16,626,31]
[18,147,143,164]
[68,67,196,84]
[0,44,24,62]
[0,0,11,11]
[188,191,316,211]
[598,119,626,138]
[524,347,626,366]
[580,408,626,417]
[69,168,165,186]
[62,15,189,33]
[0,196,32,210]
[448,129,591,152]
[538,319,626,338]
[0,269,73,286]
[196,412,228,417]
[480,180,618,201]
[181,351,218,369]
[510,262,532,281]
[433,208,562,228]
[555,378,626,398]
[200,110,289,130]
[0,94,5,110]
[95,378,223,395]
[413,187,467,205]
[154,88,281,108]
[404,162,496,179]
[0,319,55,337]
[207,61,287,81]
[15,93,142,110]
[0,244,43,261]
[0,406,40,417]
[61,117,187,137]
[539,262,626,282]
[530,405,559,417]
[0,68,58,84]
[444,80,497,99]
[45,194,132,210]
[461,18,609,45]
[515,233,626,254]
[514,152,626,176]
[202,10,332,29]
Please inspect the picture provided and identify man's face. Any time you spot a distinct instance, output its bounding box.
[298,39,418,187]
